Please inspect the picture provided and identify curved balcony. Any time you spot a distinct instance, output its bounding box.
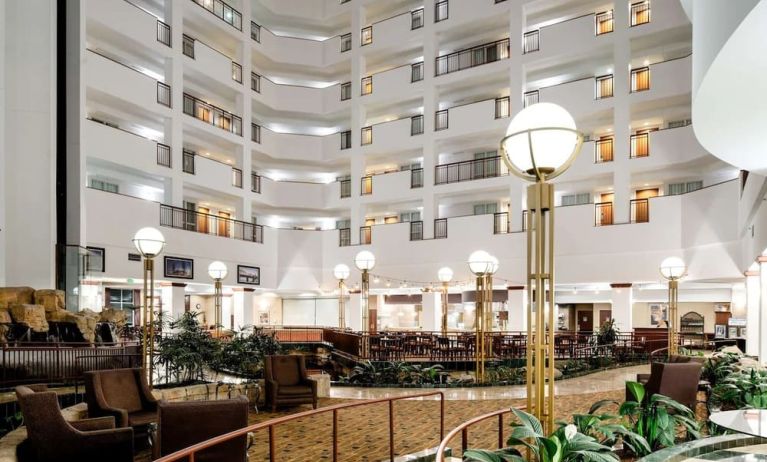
[254,126,341,162]
[254,25,346,68]
[85,0,171,55]
[182,36,242,89]
[253,77,347,115]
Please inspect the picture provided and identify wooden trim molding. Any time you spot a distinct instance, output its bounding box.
[506,285,525,291]
[609,283,633,288]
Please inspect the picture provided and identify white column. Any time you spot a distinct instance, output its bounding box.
[160,283,186,322]
[349,6,367,244]
[421,292,440,331]
[746,271,760,357]
[421,4,437,238]
[233,288,255,328]
[508,0,525,110]
[611,1,632,224]
[509,179,525,232]
[759,262,767,363]
[164,1,184,207]
[507,287,526,331]
[349,292,362,331]
[610,284,633,332]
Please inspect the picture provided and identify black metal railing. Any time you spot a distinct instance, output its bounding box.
[411,115,424,135]
[410,221,423,241]
[157,82,171,107]
[182,34,195,58]
[595,138,613,163]
[435,156,502,184]
[339,228,351,247]
[160,204,263,243]
[595,202,613,226]
[232,62,242,83]
[523,30,539,53]
[360,226,372,245]
[435,110,448,131]
[340,33,351,52]
[435,38,509,76]
[631,198,649,223]
[251,123,261,143]
[340,179,351,198]
[411,168,424,188]
[157,20,171,47]
[595,10,614,35]
[182,149,196,174]
[361,126,372,145]
[232,167,242,188]
[251,173,261,193]
[191,0,242,30]
[524,90,539,107]
[411,62,424,82]
[251,72,261,92]
[631,1,651,26]
[341,131,352,150]
[493,212,510,234]
[183,93,242,135]
[631,67,650,92]
[411,8,424,29]
[495,96,510,119]
[630,133,649,158]
[361,26,372,46]
[434,218,447,239]
[157,143,171,167]
[361,176,373,195]
[341,82,351,101]
[361,76,372,95]
[251,21,261,42]
[435,0,448,22]
[595,74,613,99]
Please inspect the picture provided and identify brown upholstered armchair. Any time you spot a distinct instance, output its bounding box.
[15,386,133,462]
[626,361,703,409]
[84,368,158,429]
[153,397,249,462]
[264,355,318,412]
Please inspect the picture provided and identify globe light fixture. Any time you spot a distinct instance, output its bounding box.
[131,227,166,388]
[466,252,499,384]
[437,267,453,335]
[499,102,583,434]
[468,250,493,276]
[355,251,376,332]
[660,257,687,356]
[334,264,351,328]
[208,261,228,337]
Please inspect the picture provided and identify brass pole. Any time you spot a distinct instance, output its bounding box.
[546,187,556,434]
[475,274,485,383]
[143,258,155,388]
[361,270,370,333]
[214,279,222,338]
[484,273,493,363]
[338,279,346,329]
[668,279,678,355]
[441,282,449,335]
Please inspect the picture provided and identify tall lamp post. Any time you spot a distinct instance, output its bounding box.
[208,261,228,337]
[499,102,583,433]
[468,251,494,383]
[132,227,166,387]
[437,267,453,335]
[660,257,686,356]
[334,264,351,329]
[354,251,376,332]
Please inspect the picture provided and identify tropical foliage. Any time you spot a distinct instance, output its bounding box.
[711,367,767,410]
[565,399,651,457]
[215,327,283,378]
[155,311,220,383]
[596,319,619,346]
[340,361,448,386]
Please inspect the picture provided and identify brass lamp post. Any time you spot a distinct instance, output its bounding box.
[660,257,686,356]
[354,251,376,332]
[208,261,228,338]
[437,267,453,335]
[132,227,166,388]
[468,251,494,383]
[499,102,583,433]
[334,264,351,329]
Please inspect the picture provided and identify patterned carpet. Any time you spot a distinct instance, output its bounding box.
[140,388,651,461]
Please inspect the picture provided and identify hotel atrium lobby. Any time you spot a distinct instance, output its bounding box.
[2,0,767,460]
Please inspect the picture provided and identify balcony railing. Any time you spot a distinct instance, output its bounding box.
[595,202,613,226]
[251,173,261,193]
[495,96,510,119]
[411,8,424,30]
[523,30,539,54]
[361,127,372,145]
[360,226,372,245]
[595,74,613,99]
[157,20,171,47]
[594,138,613,163]
[411,168,424,188]
[341,130,351,150]
[251,72,261,93]
[341,82,351,100]
[340,33,351,52]
[157,82,171,107]
[160,204,263,243]
[493,212,509,234]
[251,123,261,143]
[232,62,242,83]
[435,38,509,76]
[434,218,447,239]
[524,90,539,107]
[411,115,424,135]
[435,1,448,22]
[251,21,261,42]
[631,1,651,26]
[182,34,195,58]
[361,176,373,195]
[435,156,502,184]
[340,179,351,198]
[595,10,614,35]
[232,167,242,188]
[435,110,448,131]
[183,93,242,136]
[410,221,423,241]
[191,0,242,30]
[631,198,650,223]
[630,133,649,158]
[361,26,372,46]
[361,76,372,95]
[411,62,424,82]
[339,228,351,246]
[157,143,171,168]
[631,67,650,92]
[182,149,196,174]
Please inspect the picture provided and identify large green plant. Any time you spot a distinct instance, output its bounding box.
[155,311,221,384]
[620,382,700,452]
[215,327,283,378]
[712,368,767,409]
[342,361,446,385]
[702,352,739,387]
[596,319,619,345]
[565,399,651,457]
[464,408,618,462]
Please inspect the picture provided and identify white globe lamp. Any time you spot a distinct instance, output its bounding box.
[207,261,228,280]
[437,267,454,283]
[333,263,351,280]
[467,250,492,276]
[659,257,686,280]
[354,251,376,271]
[132,227,166,258]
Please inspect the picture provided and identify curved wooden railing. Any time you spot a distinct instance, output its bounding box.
[434,406,526,462]
[154,391,445,462]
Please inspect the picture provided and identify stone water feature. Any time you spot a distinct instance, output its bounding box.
[0,287,127,344]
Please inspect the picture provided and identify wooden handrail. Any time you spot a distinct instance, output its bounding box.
[434,406,526,462]
[154,391,445,462]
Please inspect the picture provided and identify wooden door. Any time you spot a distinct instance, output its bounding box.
[578,310,594,332]
[197,207,210,234]
[218,211,231,237]
[599,310,612,326]
[635,188,659,199]
[715,311,731,327]
[597,193,614,225]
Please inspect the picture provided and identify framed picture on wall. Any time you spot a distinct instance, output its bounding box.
[259,311,269,325]
[649,303,668,327]
[237,265,260,285]
[86,247,105,273]
[714,324,726,339]
[164,256,194,279]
